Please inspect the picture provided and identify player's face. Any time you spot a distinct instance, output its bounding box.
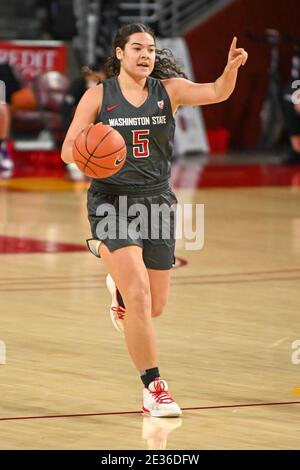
[117,32,156,78]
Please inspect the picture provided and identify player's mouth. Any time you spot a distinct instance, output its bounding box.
[137,63,149,68]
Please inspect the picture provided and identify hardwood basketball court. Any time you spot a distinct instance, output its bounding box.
[0,177,299,449]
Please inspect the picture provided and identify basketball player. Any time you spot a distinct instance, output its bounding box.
[61,23,248,417]
[0,63,20,171]
[0,102,11,169]
[282,82,300,164]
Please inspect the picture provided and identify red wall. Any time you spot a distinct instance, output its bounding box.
[184,0,300,149]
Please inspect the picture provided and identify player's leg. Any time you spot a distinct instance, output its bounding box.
[87,188,181,416]
[99,243,157,371]
[0,103,13,170]
[139,194,182,416]
[147,268,171,318]
[106,267,171,324]
[98,188,176,325]
[99,242,182,417]
[0,103,10,139]
[143,188,176,319]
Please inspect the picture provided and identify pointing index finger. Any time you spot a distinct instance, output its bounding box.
[230,36,237,51]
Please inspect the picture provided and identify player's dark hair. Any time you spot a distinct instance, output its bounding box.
[81,58,106,78]
[105,23,187,79]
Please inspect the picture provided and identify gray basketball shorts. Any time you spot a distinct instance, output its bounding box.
[86,186,177,270]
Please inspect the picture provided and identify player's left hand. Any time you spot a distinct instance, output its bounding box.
[226,37,248,71]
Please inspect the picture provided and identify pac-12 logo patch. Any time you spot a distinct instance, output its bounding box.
[157,100,164,109]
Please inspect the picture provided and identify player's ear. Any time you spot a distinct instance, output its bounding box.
[116,47,123,61]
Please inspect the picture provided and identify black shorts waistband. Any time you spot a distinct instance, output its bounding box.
[89,179,170,197]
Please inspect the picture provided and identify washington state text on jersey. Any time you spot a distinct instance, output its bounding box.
[108,116,167,127]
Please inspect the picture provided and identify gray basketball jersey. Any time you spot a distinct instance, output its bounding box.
[93,76,175,187]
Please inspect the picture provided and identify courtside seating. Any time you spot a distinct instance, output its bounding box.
[12,71,70,145]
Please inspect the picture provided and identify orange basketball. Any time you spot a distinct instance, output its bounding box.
[72,123,127,178]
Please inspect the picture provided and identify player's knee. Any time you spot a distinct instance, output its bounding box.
[124,283,151,313]
[151,306,164,318]
[151,300,167,318]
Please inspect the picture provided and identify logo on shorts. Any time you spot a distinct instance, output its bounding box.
[157,100,164,109]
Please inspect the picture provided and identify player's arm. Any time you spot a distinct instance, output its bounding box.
[61,84,103,163]
[165,37,248,111]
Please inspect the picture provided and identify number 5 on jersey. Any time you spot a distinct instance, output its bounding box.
[132,129,150,158]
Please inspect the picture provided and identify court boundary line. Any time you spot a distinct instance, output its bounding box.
[1,267,300,283]
[0,400,299,422]
[0,275,299,292]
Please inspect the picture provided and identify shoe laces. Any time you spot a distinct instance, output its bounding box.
[111,305,125,320]
[149,379,174,404]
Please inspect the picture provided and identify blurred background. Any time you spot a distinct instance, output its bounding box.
[0,0,300,186]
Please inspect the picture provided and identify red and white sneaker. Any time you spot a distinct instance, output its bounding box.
[143,378,182,418]
[106,274,125,333]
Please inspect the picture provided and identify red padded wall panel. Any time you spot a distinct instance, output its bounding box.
[184,0,300,148]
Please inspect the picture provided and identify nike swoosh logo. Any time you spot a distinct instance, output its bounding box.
[115,157,125,165]
[105,104,121,112]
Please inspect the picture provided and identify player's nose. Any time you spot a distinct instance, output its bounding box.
[140,49,150,59]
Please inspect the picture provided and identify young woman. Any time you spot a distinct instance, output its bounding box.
[0,63,20,171]
[61,23,248,418]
